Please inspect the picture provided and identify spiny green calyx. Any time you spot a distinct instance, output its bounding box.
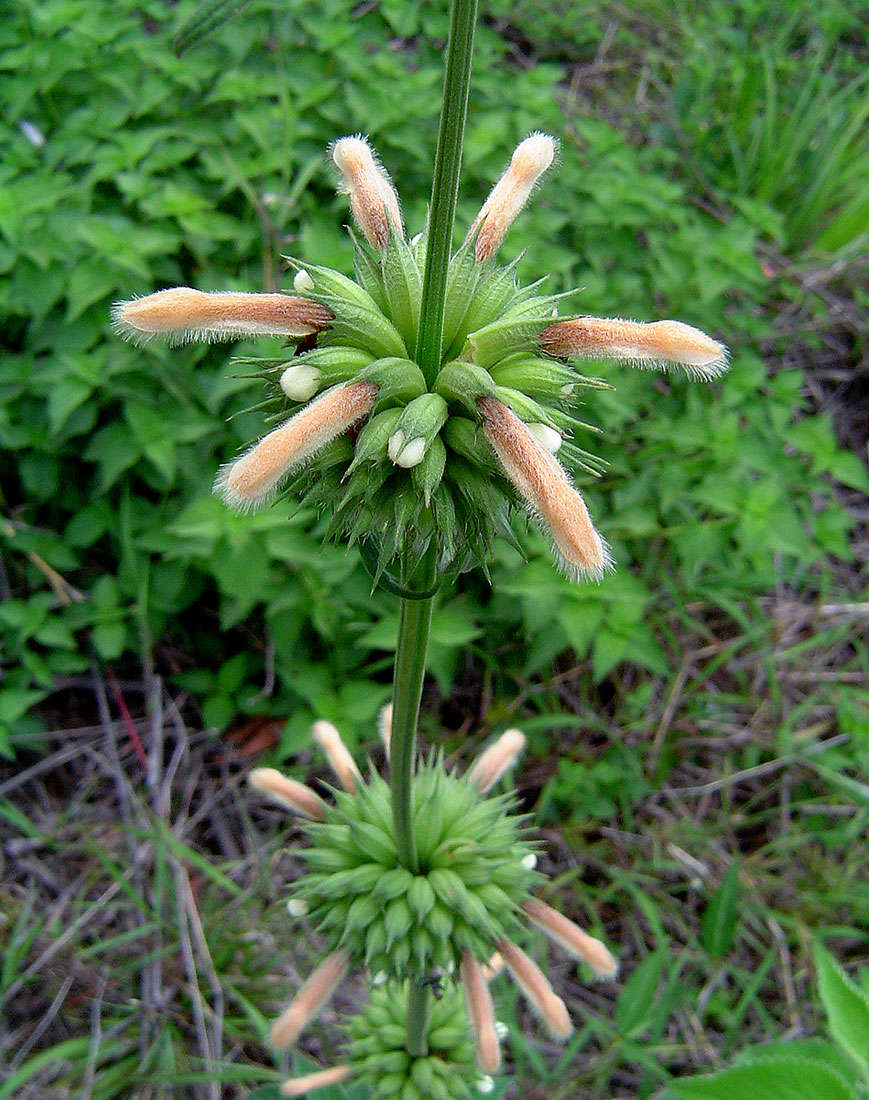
[345,982,479,1100]
[292,757,541,981]
[245,233,609,583]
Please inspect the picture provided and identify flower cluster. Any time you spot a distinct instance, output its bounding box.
[250,715,617,1096]
[113,131,727,584]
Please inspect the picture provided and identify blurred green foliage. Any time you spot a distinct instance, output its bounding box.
[0,0,864,761]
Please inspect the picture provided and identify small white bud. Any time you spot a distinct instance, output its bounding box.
[293,269,315,293]
[287,898,309,917]
[394,436,426,468]
[410,232,423,246]
[477,1077,495,1094]
[279,363,322,402]
[521,852,538,870]
[371,971,388,986]
[526,422,562,453]
[495,1021,509,1040]
[387,429,406,463]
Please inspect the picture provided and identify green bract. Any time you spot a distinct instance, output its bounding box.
[248,231,607,582]
[346,982,479,1100]
[292,757,541,980]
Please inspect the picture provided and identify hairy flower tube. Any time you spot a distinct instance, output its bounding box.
[250,718,617,1092]
[113,131,727,585]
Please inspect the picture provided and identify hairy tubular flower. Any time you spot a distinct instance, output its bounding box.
[332,135,404,250]
[281,1065,353,1097]
[496,938,572,1039]
[214,381,378,512]
[111,288,332,344]
[378,702,393,761]
[468,133,557,263]
[523,898,618,979]
[540,316,728,380]
[479,396,610,581]
[461,952,501,1073]
[270,950,350,1048]
[465,728,526,793]
[248,768,327,820]
[312,719,362,793]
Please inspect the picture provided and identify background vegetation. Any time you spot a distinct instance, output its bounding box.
[1,0,866,1096]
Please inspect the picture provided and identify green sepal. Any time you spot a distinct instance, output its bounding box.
[440,241,481,354]
[384,898,414,946]
[319,300,408,359]
[357,358,427,411]
[489,352,580,400]
[381,232,422,350]
[285,259,376,310]
[294,344,375,374]
[411,435,447,506]
[559,440,609,477]
[395,392,449,440]
[462,313,552,368]
[372,867,415,902]
[346,407,403,473]
[433,360,496,414]
[443,253,523,359]
[493,386,563,431]
[351,232,388,311]
[408,875,437,923]
[442,416,500,475]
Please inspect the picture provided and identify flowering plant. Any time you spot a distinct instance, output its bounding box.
[113,0,725,1093]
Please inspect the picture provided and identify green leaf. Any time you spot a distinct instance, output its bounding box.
[701,859,741,957]
[668,1056,860,1100]
[615,950,667,1038]
[174,0,255,55]
[814,944,869,1073]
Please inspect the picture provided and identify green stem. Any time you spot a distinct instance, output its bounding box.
[414,0,479,386]
[394,0,478,1058]
[389,542,436,1058]
[406,981,432,1058]
[390,544,437,872]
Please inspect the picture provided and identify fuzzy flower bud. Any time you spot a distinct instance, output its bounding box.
[279,362,322,402]
[523,899,618,979]
[479,396,610,581]
[468,133,557,263]
[111,288,332,344]
[332,135,404,251]
[497,938,573,1040]
[540,316,728,379]
[248,768,327,820]
[281,1066,353,1097]
[270,950,350,1048]
[312,720,362,793]
[466,729,527,793]
[461,952,501,1074]
[215,381,377,512]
